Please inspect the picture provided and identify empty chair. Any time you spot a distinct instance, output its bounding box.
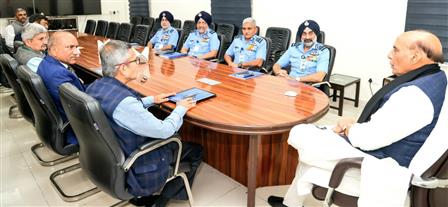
[0,54,30,119]
[182,20,196,34]
[130,16,142,25]
[130,25,150,46]
[94,20,108,37]
[58,83,194,206]
[106,22,120,39]
[172,19,182,29]
[84,20,96,35]
[16,65,99,202]
[265,27,291,71]
[116,23,133,42]
[141,17,154,27]
[295,30,326,44]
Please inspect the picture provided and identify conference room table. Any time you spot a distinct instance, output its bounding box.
[74,34,329,207]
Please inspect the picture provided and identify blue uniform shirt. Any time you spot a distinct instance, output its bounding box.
[183,29,220,57]
[225,35,267,64]
[150,26,179,50]
[276,42,330,78]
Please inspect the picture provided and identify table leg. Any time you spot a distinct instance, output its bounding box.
[355,81,360,107]
[247,135,261,207]
[338,89,344,116]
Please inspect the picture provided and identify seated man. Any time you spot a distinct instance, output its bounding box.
[14,23,48,72]
[268,30,446,206]
[148,11,179,51]
[273,20,329,83]
[28,14,49,29]
[224,17,266,70]
[180,11,220,59]
[3,8,28,52]
[37,31,84,145]
[86,40,203,207]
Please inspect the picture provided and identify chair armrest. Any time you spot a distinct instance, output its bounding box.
[328,157,364,188]
[61,121,70,133]
[311,81,331,88]
[411,176,448,189]
[122,135,182,174]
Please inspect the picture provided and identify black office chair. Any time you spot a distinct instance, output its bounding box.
[172,19,182,29]
[130,25,150,46]
[265,27,291,72]
[59,83,194,206]
[216,23,237,55]
[16,65,99,202]
[106,22,120,39]
[141,17,155,28]
[295,30,326,44]
[94,20,108,37]
[177,29,190,52]
[250,36,272,74]
[0,54,33,122]
[174,28,184,51]
[211,34,226,62]
[116,23,133,42]
[182,20,195,34]
[130,16,143,25]
[84,20,96,35]
[312,44,336,96]
[149,18,162,38]
[210,22,216,31]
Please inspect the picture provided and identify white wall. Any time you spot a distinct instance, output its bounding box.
[253,0,408,101]
[150,0,211,21]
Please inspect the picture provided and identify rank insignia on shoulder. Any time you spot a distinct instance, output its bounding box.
[291,42,301,47]
[209,30,215,34]
[254,36,262,43]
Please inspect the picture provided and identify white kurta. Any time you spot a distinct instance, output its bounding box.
[284,85,435,207]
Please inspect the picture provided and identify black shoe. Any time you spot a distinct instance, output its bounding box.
[129,195,160,206]
[153,195,169,207]
[267,195,288,207]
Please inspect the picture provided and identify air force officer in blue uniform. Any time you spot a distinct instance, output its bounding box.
[148,11,179,51]
[273,20,330,83]
[180,11,220,59]
[224,17,267,69]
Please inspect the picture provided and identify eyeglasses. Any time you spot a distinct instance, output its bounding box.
[115,55,148,66]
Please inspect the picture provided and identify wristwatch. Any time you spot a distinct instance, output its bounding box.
[238,63,243,68]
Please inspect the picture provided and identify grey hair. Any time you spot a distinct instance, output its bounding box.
[99,40,131,77]
[21,23,47,41]
[242,17,256,26]
[16,8,26,14]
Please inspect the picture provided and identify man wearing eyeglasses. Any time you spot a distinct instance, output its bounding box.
[37,31,84,145]
[86,40,202,207]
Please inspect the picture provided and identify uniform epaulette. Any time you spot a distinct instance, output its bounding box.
[316,44,327,51]
[235,34,242,39]
[291,42,301,47]
[254,36,263,43]
[209,30,216,34]
[168,28,175,33]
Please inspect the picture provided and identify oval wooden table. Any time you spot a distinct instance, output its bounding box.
[75,34,330,207]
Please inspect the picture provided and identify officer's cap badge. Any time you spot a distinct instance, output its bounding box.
[304,21,309,26]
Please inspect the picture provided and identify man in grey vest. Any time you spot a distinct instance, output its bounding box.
[3,8,28,52]
[14,23,48,72]
[268,30,446,207]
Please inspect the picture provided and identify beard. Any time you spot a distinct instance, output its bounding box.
[303,39,315,47]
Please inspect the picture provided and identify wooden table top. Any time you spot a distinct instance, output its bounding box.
[75,34,330,135]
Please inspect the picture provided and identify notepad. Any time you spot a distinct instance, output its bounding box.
[159,52,188,59]
[230,70,264,80]
[168,87,216,103]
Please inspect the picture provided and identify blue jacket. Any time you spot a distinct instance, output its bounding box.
[86,77,173,196]
[37,55,84,145]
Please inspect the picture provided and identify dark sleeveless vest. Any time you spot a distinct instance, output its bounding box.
[86,77,173,196]
[359,64,446,167]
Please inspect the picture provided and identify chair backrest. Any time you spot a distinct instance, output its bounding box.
[116,23,133,42]
[265,27,291,70]
[260,36,272,70]
[216,23,236,45]
[320,44,336,95]
[130,25,150,46]
[182,20,195,34]
[175,28,184,51]
[216,34,226,62]
[84,20,96,35]
[130,16,142,25]
[106,22,120,39]
[0,54,34,124]
[59,83,132,200]
[141,17,154,28]
[94,20,108,37]
[149,18,162,38]
[172,19,182,29]
[176,29,190,52]
[210,22,216,31]
[16,65,78,155]
[295,30,326,44]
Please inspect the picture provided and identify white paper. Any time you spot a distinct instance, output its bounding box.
[197,78,221,85]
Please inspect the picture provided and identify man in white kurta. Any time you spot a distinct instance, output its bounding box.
[268,30,446,207]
